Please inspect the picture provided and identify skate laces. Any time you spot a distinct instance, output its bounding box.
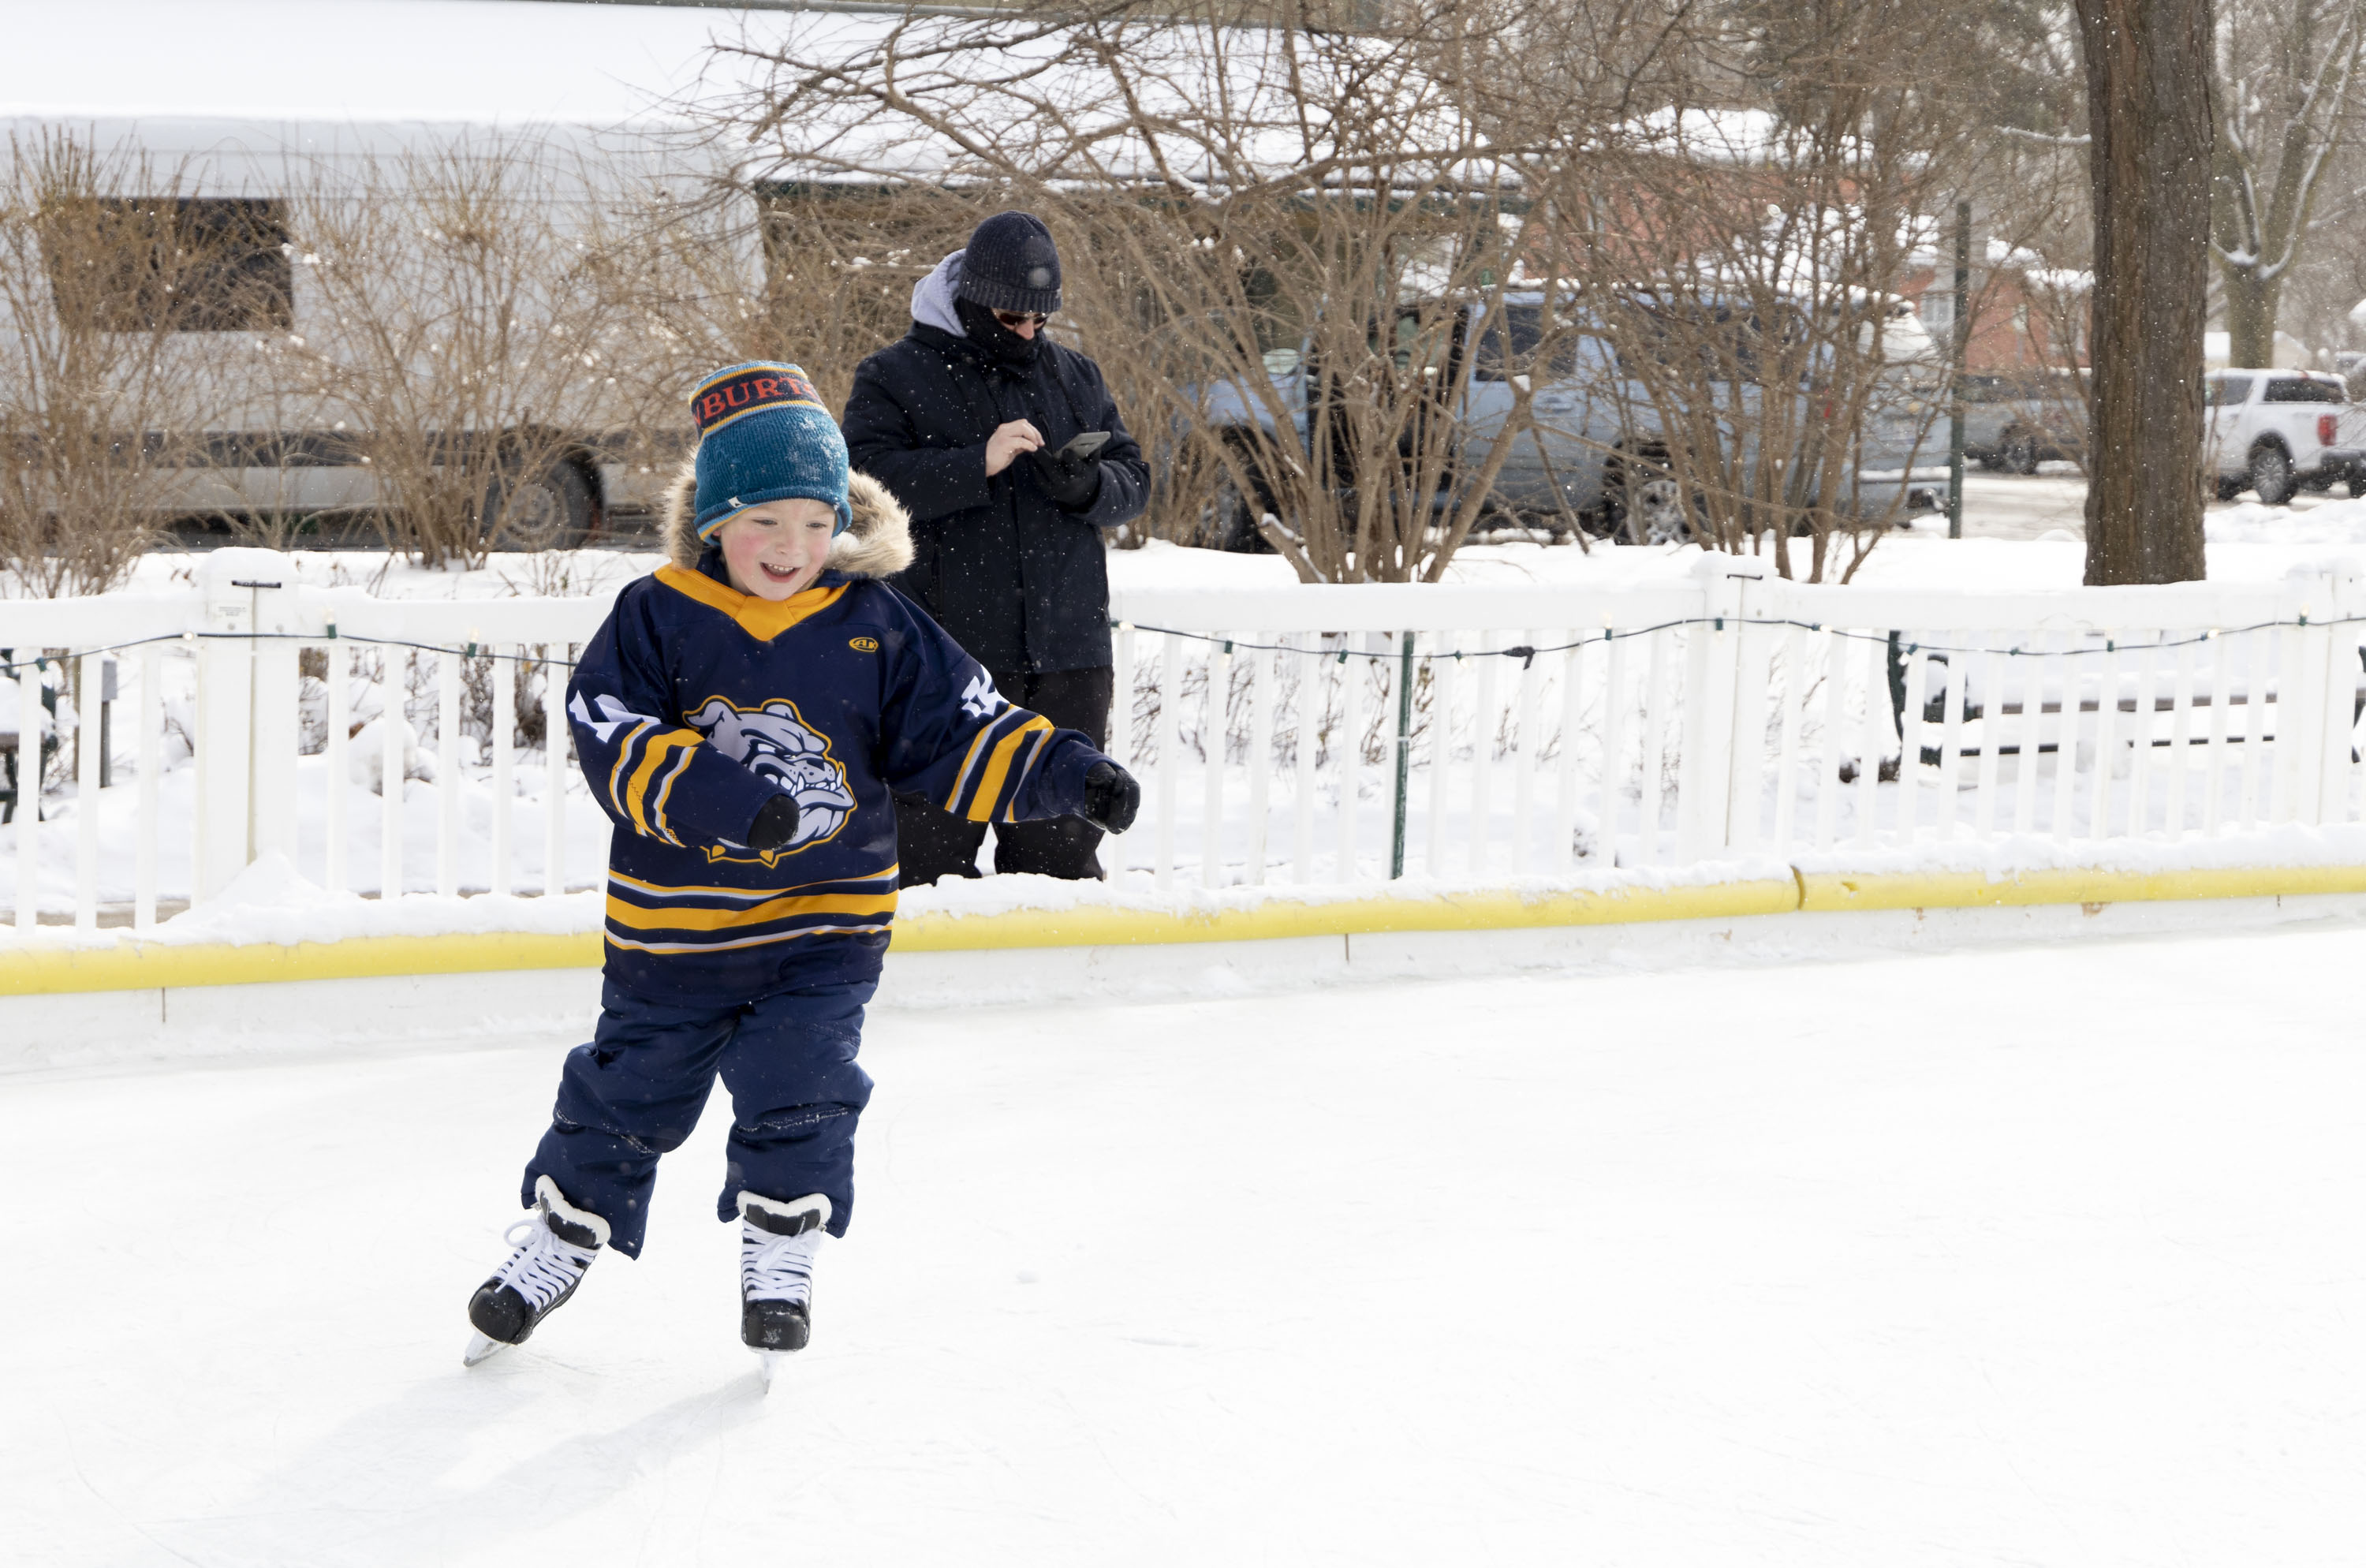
[742,1221,823,1305]
[492,1213,598,1310]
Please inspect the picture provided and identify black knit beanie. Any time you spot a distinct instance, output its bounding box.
[955,211,1062,315]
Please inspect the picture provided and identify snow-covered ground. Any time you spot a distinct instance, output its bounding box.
[68,469,2366,603]
[9,925,2366,1566]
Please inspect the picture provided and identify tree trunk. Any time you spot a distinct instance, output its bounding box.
[2221,259,2276,368]
[2076,0,2215,586]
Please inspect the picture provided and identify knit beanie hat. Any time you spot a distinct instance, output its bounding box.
[953,211,1062,316]
[689,361,852,540]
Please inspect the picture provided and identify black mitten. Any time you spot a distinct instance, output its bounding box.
[1080,760,1140,834]
[746,793,801,853]
[1024,446,1105,511]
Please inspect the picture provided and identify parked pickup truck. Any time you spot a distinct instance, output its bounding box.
[1193,290,1940,547]
[2204,368,2364,503]
[1959,372,2086,474]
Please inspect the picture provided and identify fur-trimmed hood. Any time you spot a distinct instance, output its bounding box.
[660,458,914,579]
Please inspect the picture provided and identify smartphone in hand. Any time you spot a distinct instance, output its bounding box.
[1056,430,1110,464]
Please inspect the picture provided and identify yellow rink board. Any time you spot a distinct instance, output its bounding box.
[1,865,2360,996]
[1793,864,2366,913]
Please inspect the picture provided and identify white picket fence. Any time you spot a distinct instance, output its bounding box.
[1110,555,2366,886]
[6,547,2365,931]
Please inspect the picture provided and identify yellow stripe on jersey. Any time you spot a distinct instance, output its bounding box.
[942,718,1001,815]
[624,730,702,840]
[606,866,900,902]
[646,745,696,845]
[605,719,655,823]
[604,922,894,956]
[998,727,1051,823]
[966,715,1053,823]
[604,890,899,932]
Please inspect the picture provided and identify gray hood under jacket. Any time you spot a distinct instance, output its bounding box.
[909,251,967,338]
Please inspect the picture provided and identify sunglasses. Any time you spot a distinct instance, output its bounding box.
[993,309,1051,328]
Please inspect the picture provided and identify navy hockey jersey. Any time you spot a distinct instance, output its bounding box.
[566,487,1110,1002]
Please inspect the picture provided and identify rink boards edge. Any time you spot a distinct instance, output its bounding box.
[9,863,2366,995]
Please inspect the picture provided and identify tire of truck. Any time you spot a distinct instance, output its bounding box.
[2248,442,2297,506]
[1603,446,1692,546]
[482,457,597,551]
[2214,473,2247,502]
[2007,433,2040,475]
[1197,456,1271,554]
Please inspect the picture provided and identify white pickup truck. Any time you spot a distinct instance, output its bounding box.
[2204,368,2364,503]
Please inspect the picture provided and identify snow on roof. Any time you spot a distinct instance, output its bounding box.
[0,2,1495,193]
[2025,267,2092,293]
[0,0,765,126]
[727,9,1497,192]
[1612,107,1872,168]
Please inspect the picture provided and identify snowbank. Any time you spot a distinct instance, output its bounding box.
[2205,497,2366,545]
[1786,819,2366,880]
[0,853,602,956]
[65,510,2366,610]
[147,853,604,946]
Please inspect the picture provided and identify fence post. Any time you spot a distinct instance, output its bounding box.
[2293,558,2363,825]
[2324,559,2365,823]
[2273,562,2336,825]
[250,564,306,868]
[194,548,293,901]
[1677,554,1756,861]
[1725,569,1777,853]
[1390,630,1414,878]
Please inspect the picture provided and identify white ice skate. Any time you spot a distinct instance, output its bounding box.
[463,1175,610,1368]
[738,1190,829,1386]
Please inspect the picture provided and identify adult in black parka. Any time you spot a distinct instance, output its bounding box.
[842,211,1148,886]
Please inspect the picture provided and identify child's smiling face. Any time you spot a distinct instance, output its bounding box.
[715,498,838,601]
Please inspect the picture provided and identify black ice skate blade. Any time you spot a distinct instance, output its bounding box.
[466,1268,588,1366]
[741,1299,810,1353]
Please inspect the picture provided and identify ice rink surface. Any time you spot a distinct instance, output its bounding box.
[9,923,2366,1566]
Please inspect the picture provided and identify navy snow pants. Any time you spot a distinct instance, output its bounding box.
[522,978,875,1257]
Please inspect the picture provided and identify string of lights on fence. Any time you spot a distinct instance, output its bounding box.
[1117,613,2366,670]
[0,628,580,679]
[7,610,2366,683]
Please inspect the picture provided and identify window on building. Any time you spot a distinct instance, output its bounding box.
[1921,290,1954,336]
[44,197,294,333]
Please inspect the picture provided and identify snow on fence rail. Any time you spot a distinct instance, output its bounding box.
[6,547,2366,931]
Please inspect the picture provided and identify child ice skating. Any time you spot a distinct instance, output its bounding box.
[465,362,1139,1368]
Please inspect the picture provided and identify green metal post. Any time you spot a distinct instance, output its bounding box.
[1947,199,1970,540]
[1390,631,1415,879]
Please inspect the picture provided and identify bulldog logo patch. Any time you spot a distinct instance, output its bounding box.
[685,695,858,863]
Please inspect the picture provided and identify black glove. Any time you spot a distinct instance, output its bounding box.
[745,793,801,853]
[1080,760,1140,834]
[1024,445,1105,511]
